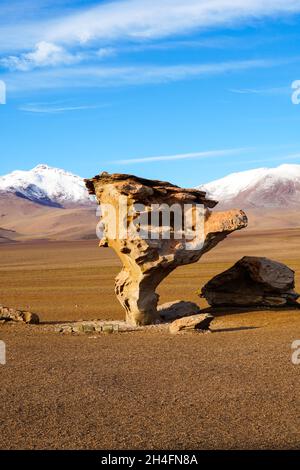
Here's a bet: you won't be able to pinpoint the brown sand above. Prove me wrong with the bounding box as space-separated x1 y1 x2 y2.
0 229 300 449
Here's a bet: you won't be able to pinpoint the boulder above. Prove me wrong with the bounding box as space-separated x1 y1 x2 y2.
201 256 299 307
158 300 201 322
0 305 39 324
85 172 247 326
169 313 214 334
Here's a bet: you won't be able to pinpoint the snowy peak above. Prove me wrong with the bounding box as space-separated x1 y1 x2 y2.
2 162 300 211
0 164 93 207
198 164 300 209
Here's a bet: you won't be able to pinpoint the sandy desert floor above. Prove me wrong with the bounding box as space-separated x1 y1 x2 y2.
0 229 300 449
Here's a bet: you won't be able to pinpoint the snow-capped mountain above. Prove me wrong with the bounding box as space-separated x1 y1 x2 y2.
198 164 300 209
1 162 300 242
2 162 300 211
0 164 93 207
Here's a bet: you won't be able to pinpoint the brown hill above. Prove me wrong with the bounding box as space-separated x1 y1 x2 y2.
0 193 98 242
1 192 300 243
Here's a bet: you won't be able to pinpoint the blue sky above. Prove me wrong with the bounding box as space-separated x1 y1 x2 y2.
1 0 300 186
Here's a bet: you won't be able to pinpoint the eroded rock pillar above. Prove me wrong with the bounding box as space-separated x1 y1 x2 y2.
85 172 248 326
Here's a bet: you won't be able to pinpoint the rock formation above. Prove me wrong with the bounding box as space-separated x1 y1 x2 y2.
0 305 39 324
201 256 300 307
85 172 248 325
158 300 201 322
169 313 214 334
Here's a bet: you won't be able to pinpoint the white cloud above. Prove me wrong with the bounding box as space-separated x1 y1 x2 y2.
19 103 104 113
113 147 250 165
237 152 300 165
229 87 290 95
2 0 300 53
0 41 79 71
43 0 300 45
4 57 289 91
96 47 116 59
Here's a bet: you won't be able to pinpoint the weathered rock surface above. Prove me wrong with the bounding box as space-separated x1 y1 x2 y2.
0 305 39 324
56 321 123 334
158 300 201 321
169 313 214 334
85 172 247 325
201 256 300 307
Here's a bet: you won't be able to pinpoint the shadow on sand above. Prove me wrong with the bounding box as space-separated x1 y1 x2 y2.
201 305 300 317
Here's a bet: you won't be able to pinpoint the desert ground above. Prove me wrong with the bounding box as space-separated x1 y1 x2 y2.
1 228 300 449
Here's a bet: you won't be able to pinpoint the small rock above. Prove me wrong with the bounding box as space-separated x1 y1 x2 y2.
169 313 214 334
102 324 114 334
0 305 39 324
61 325 73 334
158 300 201 322
22 312 40 324
72 324 84 333
71 323 96 334
82 324 95 334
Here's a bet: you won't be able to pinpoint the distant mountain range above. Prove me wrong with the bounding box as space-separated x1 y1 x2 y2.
198 164 300 209
0 165 96 243
0 164 92 207
2 163 300 210
1 163 300 242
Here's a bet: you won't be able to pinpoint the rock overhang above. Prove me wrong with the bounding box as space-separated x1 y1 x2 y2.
85 171 248 325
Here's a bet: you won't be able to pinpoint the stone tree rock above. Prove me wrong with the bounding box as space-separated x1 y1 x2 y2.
85 172 247 325
201 256 300 307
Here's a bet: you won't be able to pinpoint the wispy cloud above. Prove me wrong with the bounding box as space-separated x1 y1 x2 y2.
96 47 116 59
0 42 117 71
2 1 300 95
1 41 80 71
114 147 300 167
19 103 105 113
113 147 250 165
229 86 290 95
5 57 292 91
237 152 300 166
2 0 300 54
